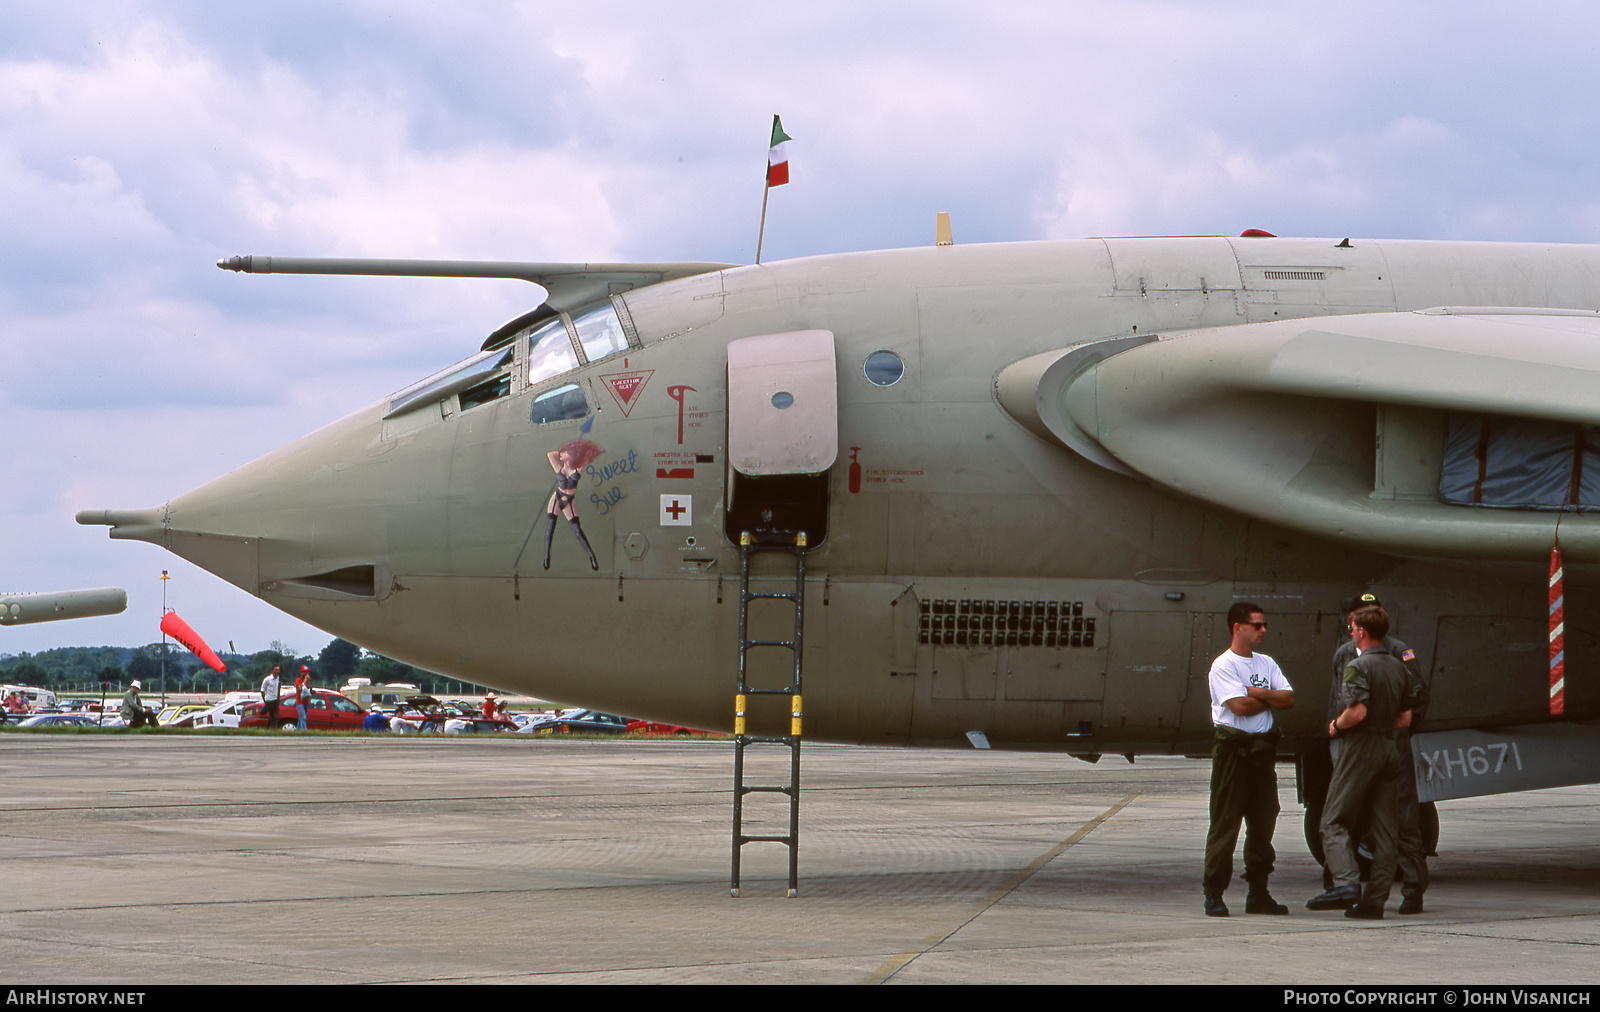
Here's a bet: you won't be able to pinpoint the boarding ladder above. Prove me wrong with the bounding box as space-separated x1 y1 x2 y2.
730 530 808 897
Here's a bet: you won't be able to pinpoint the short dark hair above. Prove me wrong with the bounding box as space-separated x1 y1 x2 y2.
1228 601 1265 630
1350 605 1390 642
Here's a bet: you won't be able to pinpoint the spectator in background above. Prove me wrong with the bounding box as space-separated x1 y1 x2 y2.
294 665 313 731
121 681 147 729
261 665 282 727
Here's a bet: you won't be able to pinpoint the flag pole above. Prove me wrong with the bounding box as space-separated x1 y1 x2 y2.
756 183 770 265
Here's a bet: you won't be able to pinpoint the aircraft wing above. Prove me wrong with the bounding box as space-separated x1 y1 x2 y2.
998 307 1600 560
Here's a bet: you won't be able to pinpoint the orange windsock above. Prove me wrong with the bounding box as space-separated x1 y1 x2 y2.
160 611 227 673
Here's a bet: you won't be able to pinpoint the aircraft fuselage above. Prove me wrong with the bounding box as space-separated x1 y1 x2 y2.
83 237 1600 757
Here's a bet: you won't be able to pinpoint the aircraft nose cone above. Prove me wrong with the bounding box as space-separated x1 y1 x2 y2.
78 499 268 595
78 405 390 600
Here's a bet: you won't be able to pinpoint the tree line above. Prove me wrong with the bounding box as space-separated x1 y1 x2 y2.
0 638 495 698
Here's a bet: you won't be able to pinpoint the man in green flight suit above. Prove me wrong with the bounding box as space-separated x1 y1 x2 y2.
1323 593 1431 914
1307 605 1419 919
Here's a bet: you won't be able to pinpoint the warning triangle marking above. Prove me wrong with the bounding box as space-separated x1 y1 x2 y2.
600 369 654 417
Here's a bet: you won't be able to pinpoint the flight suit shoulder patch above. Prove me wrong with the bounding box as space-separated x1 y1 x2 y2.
1401 649 1415 662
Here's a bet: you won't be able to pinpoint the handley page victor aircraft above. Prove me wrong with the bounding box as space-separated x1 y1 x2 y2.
80 233 1600 807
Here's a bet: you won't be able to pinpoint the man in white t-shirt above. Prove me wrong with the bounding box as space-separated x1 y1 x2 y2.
260 665 282 728
1202 601 1296 917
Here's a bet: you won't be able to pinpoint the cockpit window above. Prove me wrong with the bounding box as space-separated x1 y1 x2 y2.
388 310 594 422
458 349 514 411
387 348 506 418
530 382 588 425
570 303 629 365
527 318 580 386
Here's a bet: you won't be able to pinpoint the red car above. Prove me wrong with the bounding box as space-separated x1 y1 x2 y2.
625 719 713 736
239 689 366 731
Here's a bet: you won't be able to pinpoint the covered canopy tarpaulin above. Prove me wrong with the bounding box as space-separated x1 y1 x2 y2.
1440 413 1600 510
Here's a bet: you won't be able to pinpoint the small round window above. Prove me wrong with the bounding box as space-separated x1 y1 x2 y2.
771 391 795 409
863 350 905 387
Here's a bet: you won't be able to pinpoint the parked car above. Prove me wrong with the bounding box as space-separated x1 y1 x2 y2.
443 699 517 732
625 719 712 736
512 708 576 733
238 689 366 730
189 694 261 729
156 704 214 727
388 696 517 733
15 713 102 728
524 710 631 735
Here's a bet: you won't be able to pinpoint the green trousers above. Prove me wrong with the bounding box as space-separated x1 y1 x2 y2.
1394 732 1429 900
1203 728 1280 896
1321 733 1402 908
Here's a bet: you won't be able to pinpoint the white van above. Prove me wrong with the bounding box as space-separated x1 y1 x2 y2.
337 679 420 708
1 684 58 712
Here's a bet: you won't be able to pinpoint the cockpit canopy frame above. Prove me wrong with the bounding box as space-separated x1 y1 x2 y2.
385 297 640 423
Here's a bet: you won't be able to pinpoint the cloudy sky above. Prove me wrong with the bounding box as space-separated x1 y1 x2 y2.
5 1 1600 658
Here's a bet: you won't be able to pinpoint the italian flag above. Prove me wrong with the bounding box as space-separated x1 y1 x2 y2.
767 115 791 187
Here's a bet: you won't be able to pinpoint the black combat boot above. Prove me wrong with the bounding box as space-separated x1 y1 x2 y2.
1245 889 1288 915
1306 884 1362 910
